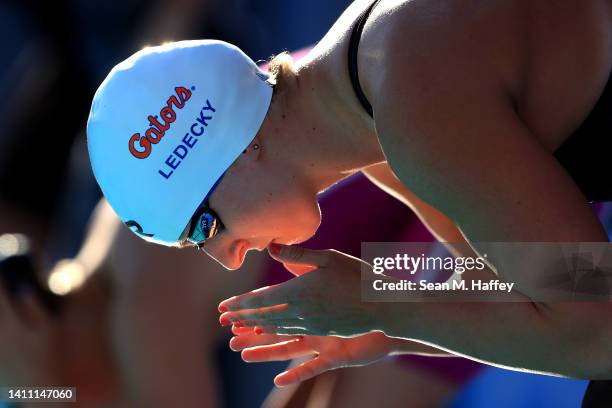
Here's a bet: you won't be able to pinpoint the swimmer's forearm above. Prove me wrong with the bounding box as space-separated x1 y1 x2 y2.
381 300 612 378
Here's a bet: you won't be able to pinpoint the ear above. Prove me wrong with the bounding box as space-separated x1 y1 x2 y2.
242 134 262 161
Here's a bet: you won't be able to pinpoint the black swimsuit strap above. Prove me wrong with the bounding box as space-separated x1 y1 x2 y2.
348 0 382 118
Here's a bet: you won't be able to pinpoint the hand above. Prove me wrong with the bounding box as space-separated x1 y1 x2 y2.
219 244 386 337
229 325 400 386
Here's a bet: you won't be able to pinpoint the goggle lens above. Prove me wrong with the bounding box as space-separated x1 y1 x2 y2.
187 209 222 248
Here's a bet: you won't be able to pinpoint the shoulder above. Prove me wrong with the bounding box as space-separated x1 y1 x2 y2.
359 0 612 134
360 0 529 112
355 0 529 200
352 1 610 242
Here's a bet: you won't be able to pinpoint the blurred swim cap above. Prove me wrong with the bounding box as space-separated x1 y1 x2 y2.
87 40 272 246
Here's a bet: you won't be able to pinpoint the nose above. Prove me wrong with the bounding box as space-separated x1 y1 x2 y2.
201 238 248 270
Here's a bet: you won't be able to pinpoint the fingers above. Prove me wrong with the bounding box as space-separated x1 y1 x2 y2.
219 283 289 312
230 323 306 349
231 325 255 335
274 357 334 387
239 319 305 330
229 330 298 351
229 330 300 351
281 262 318 277
268 244 330 270
241 337 315 363
219 303 294 326
256 326 313 336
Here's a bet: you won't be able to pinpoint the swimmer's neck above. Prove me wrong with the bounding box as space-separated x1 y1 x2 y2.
262 55 386 194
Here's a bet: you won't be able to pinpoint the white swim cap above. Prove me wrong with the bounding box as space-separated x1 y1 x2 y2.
87 40 272 246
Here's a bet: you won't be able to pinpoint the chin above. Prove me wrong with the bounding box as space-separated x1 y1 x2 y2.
206 252 243 271
225 259 242 271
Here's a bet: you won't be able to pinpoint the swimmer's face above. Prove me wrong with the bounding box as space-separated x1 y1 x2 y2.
195 149 321 270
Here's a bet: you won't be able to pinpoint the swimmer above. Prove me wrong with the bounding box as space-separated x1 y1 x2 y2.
87 0 612 387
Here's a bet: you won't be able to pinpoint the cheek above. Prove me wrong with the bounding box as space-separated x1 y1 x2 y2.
268 191 321 238
211 188 273 237
211 168 321 239
224 190 320 240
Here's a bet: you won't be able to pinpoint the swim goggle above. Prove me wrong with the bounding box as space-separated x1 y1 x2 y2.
185 175 225 250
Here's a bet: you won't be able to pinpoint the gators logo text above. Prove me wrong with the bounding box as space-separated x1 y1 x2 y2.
129 86 193 159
